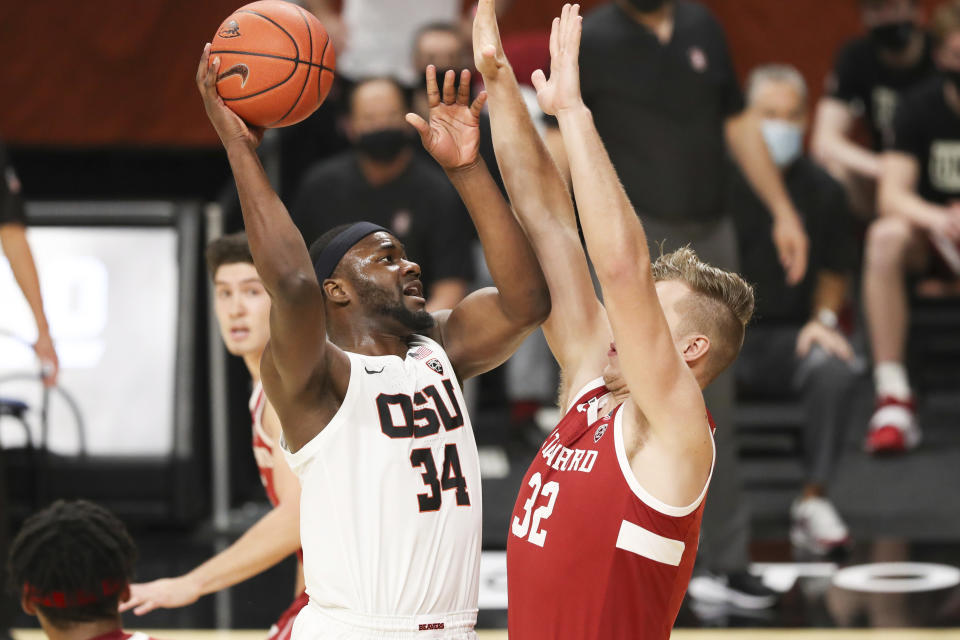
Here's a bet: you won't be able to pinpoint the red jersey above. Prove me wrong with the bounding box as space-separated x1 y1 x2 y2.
507 379 715 640
249 382 303 561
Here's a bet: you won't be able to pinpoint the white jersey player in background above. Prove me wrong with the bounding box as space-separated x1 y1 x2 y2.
196 39 550 639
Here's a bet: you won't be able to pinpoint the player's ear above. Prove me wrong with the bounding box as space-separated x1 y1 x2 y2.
680 334 710 366
322 277 351 306
20 591 37 616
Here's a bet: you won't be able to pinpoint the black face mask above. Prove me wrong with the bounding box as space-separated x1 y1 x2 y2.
625 0 668 12
869 21 915 53
355 128 411 162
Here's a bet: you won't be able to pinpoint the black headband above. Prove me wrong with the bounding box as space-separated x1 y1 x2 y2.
314 222 393 280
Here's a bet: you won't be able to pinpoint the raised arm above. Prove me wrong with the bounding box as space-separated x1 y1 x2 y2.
406 67 550 379
536 6 705 432
473 0 609 402
196 45 347 443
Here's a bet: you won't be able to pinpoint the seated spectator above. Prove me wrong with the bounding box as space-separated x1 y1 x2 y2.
8 500 161 640
730 65 860 556
812 0 934 218
863 0 960 454
305 0 513 87
291 77 473 311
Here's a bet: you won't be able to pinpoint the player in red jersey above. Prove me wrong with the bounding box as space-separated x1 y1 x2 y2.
9 500 162 640
121 233 306 640
473 2 756 637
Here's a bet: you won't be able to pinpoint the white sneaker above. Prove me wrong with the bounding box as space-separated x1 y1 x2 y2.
687 571 779 610
790 496 850 556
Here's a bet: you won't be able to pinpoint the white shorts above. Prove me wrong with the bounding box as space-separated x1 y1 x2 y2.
291 602 478 640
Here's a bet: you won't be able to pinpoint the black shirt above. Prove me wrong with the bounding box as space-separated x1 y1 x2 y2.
891 77 960 205
580 1 743 223
0 144 26 226
291 151 474 289
730 157 856 324
827 32 936 150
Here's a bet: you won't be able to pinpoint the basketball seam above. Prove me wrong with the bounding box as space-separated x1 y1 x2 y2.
317 17 332 97
216 9 302 105
209 49 334 74
269 6 314 127
238 10 300 60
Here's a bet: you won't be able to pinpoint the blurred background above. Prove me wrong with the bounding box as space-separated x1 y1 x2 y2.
3 0 960 635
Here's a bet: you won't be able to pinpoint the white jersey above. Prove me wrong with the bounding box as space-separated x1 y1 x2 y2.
284 334 481 638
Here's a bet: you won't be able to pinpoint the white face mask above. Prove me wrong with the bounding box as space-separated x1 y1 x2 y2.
761 119 804 168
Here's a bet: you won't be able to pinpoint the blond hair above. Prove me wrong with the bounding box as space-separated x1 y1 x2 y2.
652 247 755 382
932 0 960 48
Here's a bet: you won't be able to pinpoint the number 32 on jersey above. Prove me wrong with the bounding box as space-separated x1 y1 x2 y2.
512 472 559 547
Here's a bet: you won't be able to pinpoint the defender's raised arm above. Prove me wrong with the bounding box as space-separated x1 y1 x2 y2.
473 0 611 403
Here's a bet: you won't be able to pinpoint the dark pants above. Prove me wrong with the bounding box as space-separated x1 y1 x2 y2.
640 215 750 574
736 325 861 488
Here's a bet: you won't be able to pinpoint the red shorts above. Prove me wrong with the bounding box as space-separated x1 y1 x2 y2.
266 591 309 640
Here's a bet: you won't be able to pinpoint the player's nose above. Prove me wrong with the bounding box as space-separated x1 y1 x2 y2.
401 258 422 278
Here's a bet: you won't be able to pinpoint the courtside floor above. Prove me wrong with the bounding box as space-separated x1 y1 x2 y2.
12 630 960 639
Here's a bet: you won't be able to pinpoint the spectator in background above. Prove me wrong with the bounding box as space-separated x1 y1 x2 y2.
812 0 934 218
306 0 513 87
862 0 960 454
551 0 808 608
8 500 161 640
731 65 859 557
291 77 474 311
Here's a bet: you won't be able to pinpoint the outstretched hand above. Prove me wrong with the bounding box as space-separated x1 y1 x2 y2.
531 4 584 116
473 0 508 81
406 66 488 171
120 577 201 616
196 43 264 149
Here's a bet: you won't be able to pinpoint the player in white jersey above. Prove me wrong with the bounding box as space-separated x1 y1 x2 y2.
122 233 307 640
196 43 550 639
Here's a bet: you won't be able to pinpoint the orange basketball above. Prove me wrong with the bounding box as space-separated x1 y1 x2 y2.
210 0 336 128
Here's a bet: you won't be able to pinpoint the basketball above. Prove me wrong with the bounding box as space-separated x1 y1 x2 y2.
210 0 336 128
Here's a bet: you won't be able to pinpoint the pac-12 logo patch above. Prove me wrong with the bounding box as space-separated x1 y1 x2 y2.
426 358 444 375
219 19 241 38
594 423 607 443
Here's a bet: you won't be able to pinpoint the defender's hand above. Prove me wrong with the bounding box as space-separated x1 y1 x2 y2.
796 320 854 363
772 209 809 285
473 0 508 81
196 43 264 149
531 4 584 117
406 66 488 171
120 576 202 616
